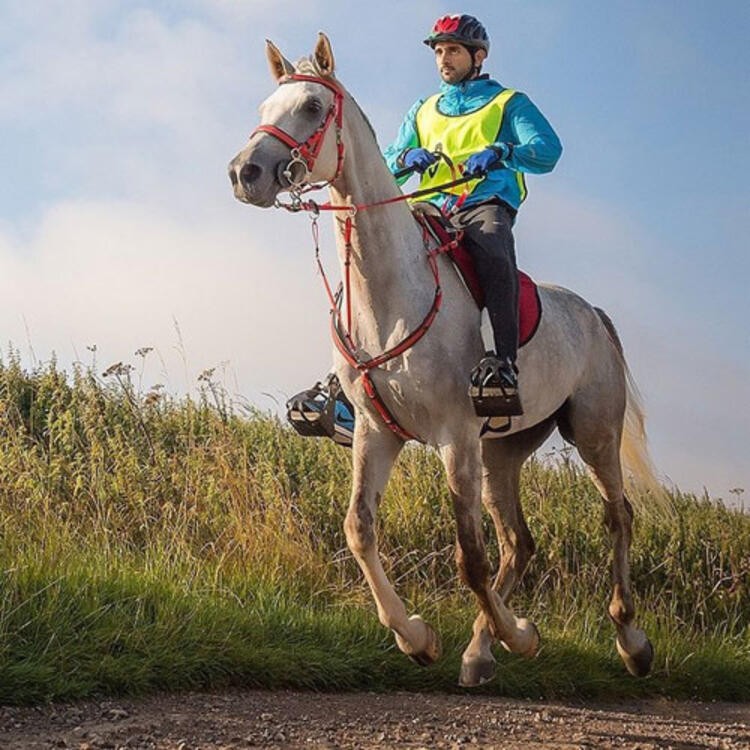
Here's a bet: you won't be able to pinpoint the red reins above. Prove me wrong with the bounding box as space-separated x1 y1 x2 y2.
309 208 461 442
256 73 469 442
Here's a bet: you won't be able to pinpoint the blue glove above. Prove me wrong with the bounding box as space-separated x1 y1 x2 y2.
463 147 504 177
402 148 438 173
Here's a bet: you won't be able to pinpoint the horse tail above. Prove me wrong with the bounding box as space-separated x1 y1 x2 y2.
594 308 672 516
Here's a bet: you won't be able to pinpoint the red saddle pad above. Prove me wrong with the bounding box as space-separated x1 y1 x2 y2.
416 211 542 347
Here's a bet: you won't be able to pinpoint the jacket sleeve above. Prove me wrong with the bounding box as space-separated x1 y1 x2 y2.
493 92 562 175
382 99 425 184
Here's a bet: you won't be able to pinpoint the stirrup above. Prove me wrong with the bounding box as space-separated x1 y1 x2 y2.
468 354 523 418
286 374 354 447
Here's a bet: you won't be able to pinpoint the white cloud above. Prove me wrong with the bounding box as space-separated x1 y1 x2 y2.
0 199 331 406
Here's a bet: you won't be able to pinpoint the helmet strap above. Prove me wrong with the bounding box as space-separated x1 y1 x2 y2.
464 48 483 81
434 42 485 84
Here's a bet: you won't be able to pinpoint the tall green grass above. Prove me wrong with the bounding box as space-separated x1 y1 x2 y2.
0 352 747 704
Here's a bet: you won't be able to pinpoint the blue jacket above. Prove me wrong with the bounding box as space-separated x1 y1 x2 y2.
383 76 562 211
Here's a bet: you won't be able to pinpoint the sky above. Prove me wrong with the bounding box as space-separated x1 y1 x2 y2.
0 1 748 504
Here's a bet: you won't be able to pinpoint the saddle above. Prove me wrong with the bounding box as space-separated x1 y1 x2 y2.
413 205 542 348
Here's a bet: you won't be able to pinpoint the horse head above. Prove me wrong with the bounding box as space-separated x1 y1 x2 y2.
228 34 345 207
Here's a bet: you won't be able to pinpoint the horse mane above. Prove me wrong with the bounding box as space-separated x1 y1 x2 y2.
295 56 380 146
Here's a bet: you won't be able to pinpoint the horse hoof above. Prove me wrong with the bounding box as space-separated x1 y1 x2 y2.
501 619 540 658
459 655 496 687
617 635 654 677
395 616 441 667
521 621 541 658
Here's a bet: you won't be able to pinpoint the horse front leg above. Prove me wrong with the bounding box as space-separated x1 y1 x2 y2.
440 441 539 684
344 422 441 666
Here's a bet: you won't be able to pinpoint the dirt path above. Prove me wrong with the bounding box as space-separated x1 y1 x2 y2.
1 689 748 749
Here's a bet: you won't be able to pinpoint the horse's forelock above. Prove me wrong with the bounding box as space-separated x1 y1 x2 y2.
295 56 319 76
290 56 378 145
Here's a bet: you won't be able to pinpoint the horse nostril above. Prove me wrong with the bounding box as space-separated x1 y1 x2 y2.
229 166 239 187
240 163 262 189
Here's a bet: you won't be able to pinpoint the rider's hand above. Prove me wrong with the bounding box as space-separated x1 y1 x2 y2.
463 146 505 177
401 148 438 173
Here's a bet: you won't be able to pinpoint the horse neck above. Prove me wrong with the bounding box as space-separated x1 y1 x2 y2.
327 97 433 345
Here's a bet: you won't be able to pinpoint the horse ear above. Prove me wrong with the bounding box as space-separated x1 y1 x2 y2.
314 32 335 76
265 39 295 82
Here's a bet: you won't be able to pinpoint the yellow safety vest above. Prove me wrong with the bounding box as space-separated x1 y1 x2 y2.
414 88 519 197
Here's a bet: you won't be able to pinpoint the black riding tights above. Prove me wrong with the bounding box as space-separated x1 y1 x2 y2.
449 200 519 363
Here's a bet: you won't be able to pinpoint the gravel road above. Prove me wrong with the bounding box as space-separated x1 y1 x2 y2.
1 689 748 749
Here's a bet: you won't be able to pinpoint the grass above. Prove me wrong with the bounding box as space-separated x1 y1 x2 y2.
0 351 748 705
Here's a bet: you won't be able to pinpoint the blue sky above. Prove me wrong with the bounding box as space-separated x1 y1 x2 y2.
0 1 748 502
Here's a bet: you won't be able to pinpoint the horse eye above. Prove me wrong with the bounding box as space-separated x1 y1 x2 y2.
304 97 323 115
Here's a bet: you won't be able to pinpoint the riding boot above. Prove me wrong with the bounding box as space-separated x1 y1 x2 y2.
286 373 355 447
448 200 522 418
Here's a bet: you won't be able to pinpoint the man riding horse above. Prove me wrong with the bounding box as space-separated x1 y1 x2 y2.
232 21 659 685
288 13 562 444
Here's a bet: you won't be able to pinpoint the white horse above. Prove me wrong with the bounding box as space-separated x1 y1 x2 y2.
229 34 661 686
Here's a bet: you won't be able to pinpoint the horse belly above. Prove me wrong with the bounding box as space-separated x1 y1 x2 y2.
503 288 595 435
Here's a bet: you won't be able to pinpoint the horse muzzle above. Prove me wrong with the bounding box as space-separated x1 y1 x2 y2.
228 150 290 207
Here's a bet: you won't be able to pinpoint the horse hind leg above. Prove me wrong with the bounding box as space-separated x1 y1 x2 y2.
605 492 654 677
459 419 553 687
459 459 533 687
344 425 440 666
440 439 539 688
570 408 654 677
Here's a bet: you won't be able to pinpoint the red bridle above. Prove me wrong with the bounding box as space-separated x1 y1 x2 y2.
251 74 345 191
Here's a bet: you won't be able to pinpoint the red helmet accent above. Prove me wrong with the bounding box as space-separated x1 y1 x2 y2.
423 14 490 53
434 15 461 34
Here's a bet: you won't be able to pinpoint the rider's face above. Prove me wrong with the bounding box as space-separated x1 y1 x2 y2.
434 42 484 83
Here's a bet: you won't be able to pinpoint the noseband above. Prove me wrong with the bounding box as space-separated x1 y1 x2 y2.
251 74 345 192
